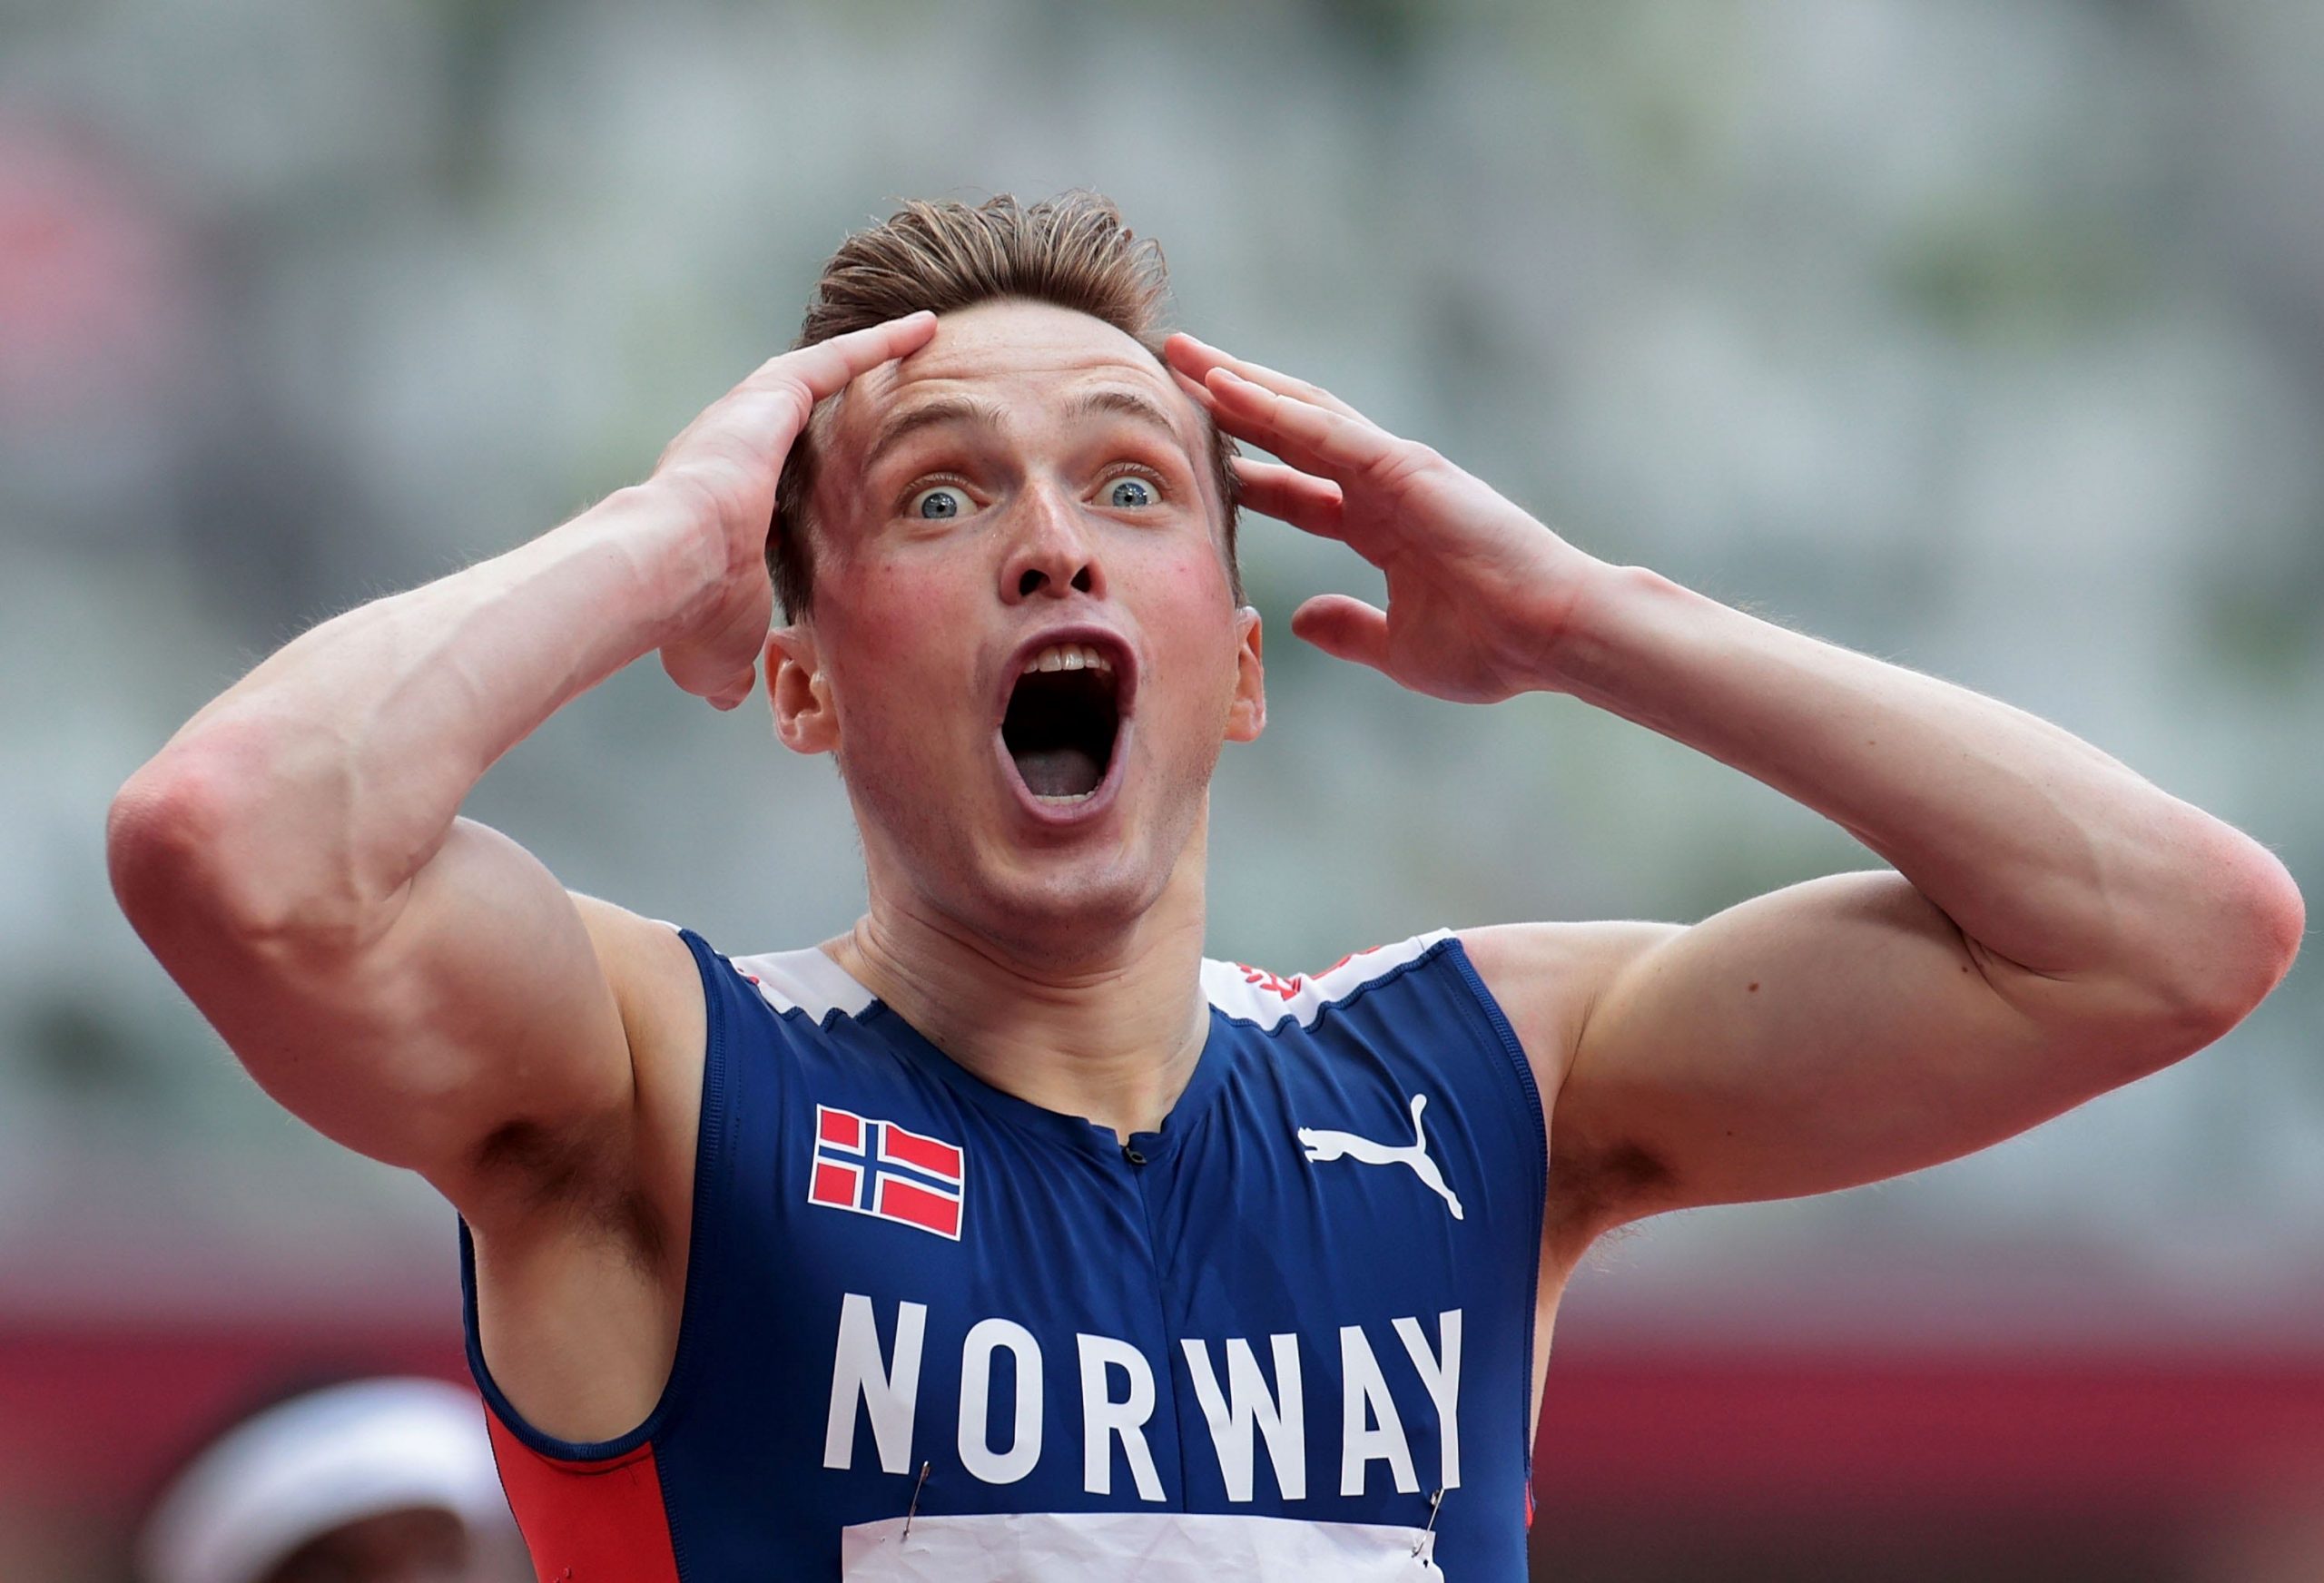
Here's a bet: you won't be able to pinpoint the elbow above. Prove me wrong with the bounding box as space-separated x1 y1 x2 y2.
108 751 240 942
2224 841 2305 1010
2155 830 2305 1045
108 738 375 959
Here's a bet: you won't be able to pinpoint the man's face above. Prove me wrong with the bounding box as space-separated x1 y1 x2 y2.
773 299 1264 951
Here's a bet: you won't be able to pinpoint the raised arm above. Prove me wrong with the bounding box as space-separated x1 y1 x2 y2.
1463 574 2302 1234
1163 331 2304 1253
106 313 937 1226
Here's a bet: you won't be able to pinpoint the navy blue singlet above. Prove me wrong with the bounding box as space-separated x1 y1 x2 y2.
461 928 1547 1581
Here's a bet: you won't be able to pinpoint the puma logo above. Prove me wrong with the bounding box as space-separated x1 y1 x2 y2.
1296 1094 1464 1221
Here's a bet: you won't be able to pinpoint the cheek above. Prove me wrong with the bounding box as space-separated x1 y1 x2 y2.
818 559 984 742
1127 557 1246 720
822 545 990 668
1116 523 1233 612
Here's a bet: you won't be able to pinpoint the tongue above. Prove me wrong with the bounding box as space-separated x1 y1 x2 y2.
1014 744 1105 799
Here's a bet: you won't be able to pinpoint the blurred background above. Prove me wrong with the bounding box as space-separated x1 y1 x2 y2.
3 0 2319 1578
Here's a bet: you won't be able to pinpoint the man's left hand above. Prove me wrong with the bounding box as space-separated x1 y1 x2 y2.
1164 332 1606 703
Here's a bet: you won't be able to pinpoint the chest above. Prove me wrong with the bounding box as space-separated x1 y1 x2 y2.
724 1037 1536 1532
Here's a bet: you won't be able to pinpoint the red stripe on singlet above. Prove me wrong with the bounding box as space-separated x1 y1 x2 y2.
484 1412 683 1583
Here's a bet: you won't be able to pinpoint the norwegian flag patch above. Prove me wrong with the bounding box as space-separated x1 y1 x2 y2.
808 1105 965 1241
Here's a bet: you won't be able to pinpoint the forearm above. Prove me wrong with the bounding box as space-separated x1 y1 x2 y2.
119 484 715 938
1547 565 2302 1010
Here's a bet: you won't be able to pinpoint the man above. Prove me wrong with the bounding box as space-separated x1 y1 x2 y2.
139 1376 527 1583
109 193 2303 1580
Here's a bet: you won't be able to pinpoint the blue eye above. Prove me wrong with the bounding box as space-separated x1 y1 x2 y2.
910 485 968 520
1107 476 1157 509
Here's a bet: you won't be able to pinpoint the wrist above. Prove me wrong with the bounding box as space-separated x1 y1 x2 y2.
1529 559 1697 703
564 482 734 647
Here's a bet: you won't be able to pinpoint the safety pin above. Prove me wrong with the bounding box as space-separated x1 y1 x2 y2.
901 1460 932 1541
1411 1488 1443 1556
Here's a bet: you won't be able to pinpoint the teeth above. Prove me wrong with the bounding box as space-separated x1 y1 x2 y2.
1021 643 1114 676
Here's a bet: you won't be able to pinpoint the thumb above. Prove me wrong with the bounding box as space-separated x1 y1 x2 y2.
1290 594 1391 671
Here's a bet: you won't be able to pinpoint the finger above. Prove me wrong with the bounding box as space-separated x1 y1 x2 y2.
1290 594 1392 672
663 646 757 711
1206 366 1403 483
1168 367 1218 414
710 664 757 711
1231 457 1345 540
1165 332 1370 423
1168 332 1365 419
705 668 755 711
760 310 940 407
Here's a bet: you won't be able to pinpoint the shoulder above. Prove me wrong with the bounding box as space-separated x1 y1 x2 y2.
1459 916 1682 1134
1452 918 1684 1107
568 892 707 1071
499 896 708 1246
1196 922 1674 1061
1456 919 1686 1263
723 940 877 1024
1196 929 1458 1029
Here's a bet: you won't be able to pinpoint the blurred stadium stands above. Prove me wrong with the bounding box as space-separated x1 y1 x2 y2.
3 0 2319 1577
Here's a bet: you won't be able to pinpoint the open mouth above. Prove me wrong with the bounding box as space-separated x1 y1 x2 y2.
1001 641 1124 802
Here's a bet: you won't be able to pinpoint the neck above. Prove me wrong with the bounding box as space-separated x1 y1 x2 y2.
826 838 1213 1142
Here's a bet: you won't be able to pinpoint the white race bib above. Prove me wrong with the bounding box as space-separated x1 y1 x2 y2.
840 1510 1445 1582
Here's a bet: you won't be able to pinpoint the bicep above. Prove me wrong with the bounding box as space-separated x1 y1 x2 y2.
136 814 644 1212
1555 870 2152 1222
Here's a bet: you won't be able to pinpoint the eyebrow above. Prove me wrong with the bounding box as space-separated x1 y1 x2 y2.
860 383 1192 478
862 394 1011 477
1066 385 1187 450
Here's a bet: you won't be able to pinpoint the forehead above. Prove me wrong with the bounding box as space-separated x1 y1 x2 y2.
821 299 1203 476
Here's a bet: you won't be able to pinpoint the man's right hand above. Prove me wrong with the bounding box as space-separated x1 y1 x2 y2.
648 310 938 709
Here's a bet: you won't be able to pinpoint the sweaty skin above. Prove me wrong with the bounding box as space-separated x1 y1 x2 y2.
111 299 2302 1463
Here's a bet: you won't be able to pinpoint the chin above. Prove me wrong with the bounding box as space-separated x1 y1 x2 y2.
845 722 1216 962
950 844 1177 960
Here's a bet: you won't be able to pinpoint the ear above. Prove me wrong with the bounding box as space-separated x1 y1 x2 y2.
1224 605 1265 743
768 624 838 755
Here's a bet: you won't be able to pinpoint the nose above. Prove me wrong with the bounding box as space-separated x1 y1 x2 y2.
999 483 1104 603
